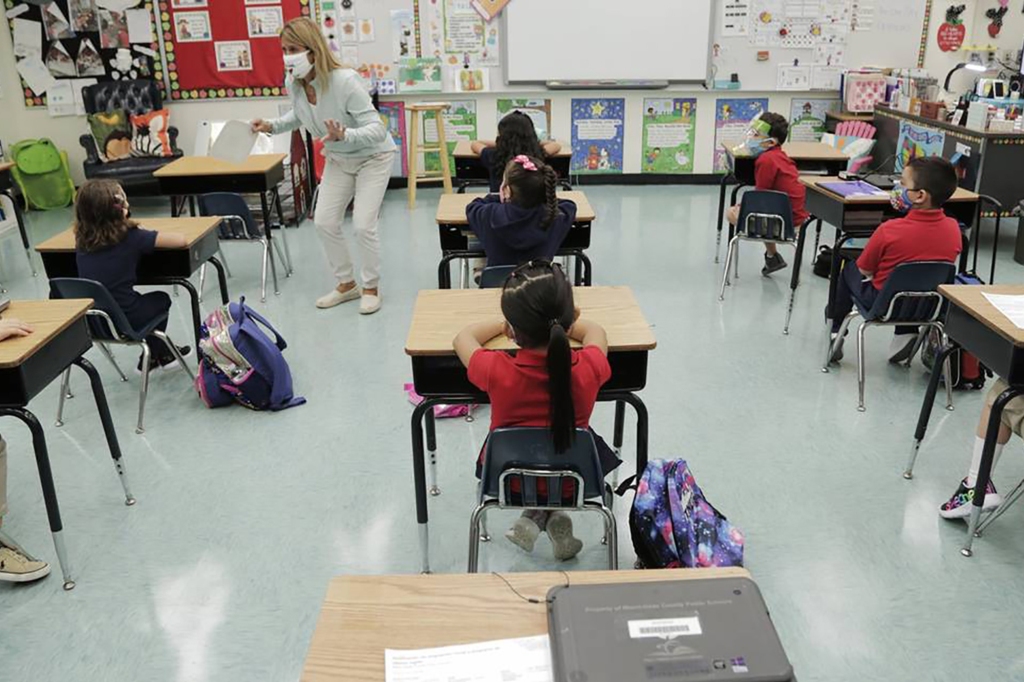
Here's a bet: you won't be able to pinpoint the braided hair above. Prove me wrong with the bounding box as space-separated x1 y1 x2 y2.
503 156 560 230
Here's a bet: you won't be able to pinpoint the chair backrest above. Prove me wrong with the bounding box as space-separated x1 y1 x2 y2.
737 190 795 241
479 265 516 288
480 428 605 506
49 278 139 341
867 261 956 322
82 79 162 117
197 193 262 239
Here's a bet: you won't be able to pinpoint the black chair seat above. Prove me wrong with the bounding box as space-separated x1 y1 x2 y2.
84 153 181 179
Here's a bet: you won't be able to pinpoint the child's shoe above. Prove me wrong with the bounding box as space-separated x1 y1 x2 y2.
888 333 918 364
761 253 787 276
504 516 541 553
0 543 50 583
547 512 583 561
939 478 1003 519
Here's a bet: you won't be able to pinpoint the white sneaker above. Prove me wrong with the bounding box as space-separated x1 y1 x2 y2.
0 545 51 583
316 286 361 309
359 292 382 315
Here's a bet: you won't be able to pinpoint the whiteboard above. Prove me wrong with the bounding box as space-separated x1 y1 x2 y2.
503 0 714 83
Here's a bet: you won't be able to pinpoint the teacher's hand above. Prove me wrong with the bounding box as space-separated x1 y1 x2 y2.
251 119 273 134
322 119 346 142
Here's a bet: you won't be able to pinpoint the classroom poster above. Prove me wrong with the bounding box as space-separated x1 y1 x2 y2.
422 0 500 67
397 57 442 92
496 98 551 141
713 97 768 172
378 101 408 177
571 98 624 174
894 121 946 172
423 100 477 173
641 98 697 174
788 98 840 142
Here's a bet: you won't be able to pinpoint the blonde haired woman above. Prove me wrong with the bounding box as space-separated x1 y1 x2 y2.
252 17 395 314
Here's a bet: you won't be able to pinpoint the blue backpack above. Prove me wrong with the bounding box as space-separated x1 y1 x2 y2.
195 298 306 411
626 459 744 569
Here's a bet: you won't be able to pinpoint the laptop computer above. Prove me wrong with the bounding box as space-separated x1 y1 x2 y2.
547 578 793 682
861 173 898 191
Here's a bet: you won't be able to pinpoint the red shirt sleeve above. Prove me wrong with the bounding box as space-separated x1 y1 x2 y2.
753 154 777 190
578 346 612 387
467 349 498 392
856 222 889 274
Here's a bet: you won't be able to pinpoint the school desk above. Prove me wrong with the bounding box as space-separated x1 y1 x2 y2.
35 217 228 349
714 142 850 264
909 285 1024 558
404 286 656 573
0 161 37 276
153 154 293 275
301 568 750 682
0 299 135 591
434 190 596 287
790 177 979 323
453 140 572 185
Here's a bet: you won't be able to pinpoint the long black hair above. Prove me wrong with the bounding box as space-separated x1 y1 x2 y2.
504 156 559 229
501 261 576 452
493 111 545 176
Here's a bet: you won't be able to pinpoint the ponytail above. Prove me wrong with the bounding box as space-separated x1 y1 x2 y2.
546 321 575 453
540 165 558 230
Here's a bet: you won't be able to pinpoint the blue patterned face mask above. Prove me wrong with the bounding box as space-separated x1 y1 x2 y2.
889 181 914 212
744 137 770 157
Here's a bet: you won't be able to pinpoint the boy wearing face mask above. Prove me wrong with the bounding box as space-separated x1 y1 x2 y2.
826 156 961 363
725 112 809 276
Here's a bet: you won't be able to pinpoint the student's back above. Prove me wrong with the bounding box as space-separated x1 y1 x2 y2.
474 111 559 192
754 145 809 225
858 209 961 289
76 227 158 313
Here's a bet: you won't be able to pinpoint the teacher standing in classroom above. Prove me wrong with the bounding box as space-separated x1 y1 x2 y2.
252 17 396 315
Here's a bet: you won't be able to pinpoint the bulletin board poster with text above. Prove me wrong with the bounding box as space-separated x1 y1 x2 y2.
571 98 624 175
497 99 552 142
423 100 477 173
894 121 945 173
421 0 500 68
378 101 407 177
641 98 697 174
158 0 312 101
713 98 769 172
788 99 840 143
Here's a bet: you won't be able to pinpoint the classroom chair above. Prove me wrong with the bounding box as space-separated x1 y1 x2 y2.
197 193 291 303
0 193 36 289
468 428 617 572
49 278 194 434
479 265 515 289
823 261 956 412
718 190 802 333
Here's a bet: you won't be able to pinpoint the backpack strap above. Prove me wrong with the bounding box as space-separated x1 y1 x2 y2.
237 297 288 351
615 475 637 496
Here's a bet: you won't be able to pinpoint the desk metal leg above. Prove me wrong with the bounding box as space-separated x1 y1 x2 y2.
426 409 440 496
75 356 135 506
2 189 37 276
612 401 626 457
207 257 230 305
906 343 960 478
0 407 75 590
411 400 434 573
714 175 732 264
615 393 649 482
272 187 294 275
812 219 824 255
825 232 853 322
785 217 815 335
164 277 202 350
963 386 1024 557
727 184 745 280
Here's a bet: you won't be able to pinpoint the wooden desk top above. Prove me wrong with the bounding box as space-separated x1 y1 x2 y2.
405 286 656 356
800 176 979 204
940 285 1024 347
301 568 750 682
436 190 595 225
725 141 848 161
36 217 222 253
0 300 92 369
153 153 287 177
454 140 573 159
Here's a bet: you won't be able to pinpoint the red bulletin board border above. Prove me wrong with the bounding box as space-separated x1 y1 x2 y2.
158 0 312 101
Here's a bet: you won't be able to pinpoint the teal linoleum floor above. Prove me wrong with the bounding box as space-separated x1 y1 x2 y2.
1 185 1022 682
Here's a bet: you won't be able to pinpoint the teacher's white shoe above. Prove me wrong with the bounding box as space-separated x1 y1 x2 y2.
316 286 361 309
359 292 382 315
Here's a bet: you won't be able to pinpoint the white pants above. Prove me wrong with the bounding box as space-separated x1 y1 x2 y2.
314 151 394 289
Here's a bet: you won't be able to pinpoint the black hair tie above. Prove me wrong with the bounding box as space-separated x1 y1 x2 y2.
549 319 561 329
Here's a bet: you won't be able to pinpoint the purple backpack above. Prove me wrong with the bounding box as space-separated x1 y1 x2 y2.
195 298 306 411
627 459 744 569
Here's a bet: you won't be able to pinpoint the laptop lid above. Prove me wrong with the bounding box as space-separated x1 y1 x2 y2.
547 578 792 682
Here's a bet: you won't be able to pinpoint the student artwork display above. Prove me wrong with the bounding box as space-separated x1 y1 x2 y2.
4 0 161 108
421 0 500 68
713 97 768 172
641 98 697 174
423 101 477 173
894 121 945 172
571 98 624 175
496 99 551 142
788 98 840 142
389 9 415 61
159 0 312 100
397 57 442 93
377 101 407 177
453 66 488 92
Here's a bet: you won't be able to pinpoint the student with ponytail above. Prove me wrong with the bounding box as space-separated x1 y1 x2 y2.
454 261 618 561
466 155 576 269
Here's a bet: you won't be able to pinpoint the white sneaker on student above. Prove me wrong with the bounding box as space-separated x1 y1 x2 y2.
359 292 382 315
316 286 361 309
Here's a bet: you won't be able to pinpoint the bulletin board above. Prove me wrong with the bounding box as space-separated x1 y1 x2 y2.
4 0 163 109
157 0 313 101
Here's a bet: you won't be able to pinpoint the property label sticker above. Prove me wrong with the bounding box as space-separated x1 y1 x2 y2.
627 617 702 639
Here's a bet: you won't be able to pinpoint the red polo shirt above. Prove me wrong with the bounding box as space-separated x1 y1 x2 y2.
857 208 962 290
468 346 611 432
754 146 810 226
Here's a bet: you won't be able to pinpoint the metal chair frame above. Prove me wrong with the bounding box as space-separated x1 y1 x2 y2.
197 206 292 303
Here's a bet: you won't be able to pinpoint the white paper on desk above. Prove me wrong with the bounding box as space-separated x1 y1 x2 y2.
385 634 553 682
982 294 1024 330
209 120 258 165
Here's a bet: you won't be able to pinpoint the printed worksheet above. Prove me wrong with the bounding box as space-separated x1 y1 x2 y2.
385 635 553 682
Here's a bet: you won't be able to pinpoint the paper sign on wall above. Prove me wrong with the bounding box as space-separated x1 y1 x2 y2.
641 98 697 174
789 98 840 142
571 98 624 174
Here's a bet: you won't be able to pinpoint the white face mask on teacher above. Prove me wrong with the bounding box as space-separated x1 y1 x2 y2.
284 51 313 80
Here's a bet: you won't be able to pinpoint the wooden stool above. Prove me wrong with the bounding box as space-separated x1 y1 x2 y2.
407 102 454 208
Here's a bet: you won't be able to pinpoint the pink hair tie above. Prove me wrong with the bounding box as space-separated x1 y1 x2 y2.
512 155 538 171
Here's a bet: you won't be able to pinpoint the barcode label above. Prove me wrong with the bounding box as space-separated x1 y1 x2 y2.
627 617 702 639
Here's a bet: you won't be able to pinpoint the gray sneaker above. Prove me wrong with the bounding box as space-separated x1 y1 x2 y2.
761 253 788 276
